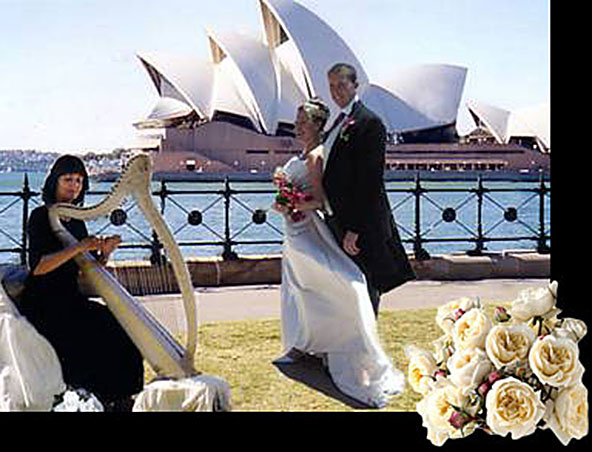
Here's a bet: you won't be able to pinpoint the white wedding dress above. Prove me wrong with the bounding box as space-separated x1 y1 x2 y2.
278 153 405 408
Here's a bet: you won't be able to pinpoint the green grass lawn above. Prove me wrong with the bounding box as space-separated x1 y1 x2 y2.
144 303 508 412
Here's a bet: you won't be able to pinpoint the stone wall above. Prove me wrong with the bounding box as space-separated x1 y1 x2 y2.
104 252 550 296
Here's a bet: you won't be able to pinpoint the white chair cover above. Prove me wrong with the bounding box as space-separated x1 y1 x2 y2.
133 375 231 412
0 277 66 411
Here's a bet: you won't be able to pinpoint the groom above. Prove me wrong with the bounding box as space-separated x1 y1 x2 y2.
322 63 415 316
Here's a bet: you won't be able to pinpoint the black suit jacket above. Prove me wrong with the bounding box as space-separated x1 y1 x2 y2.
322 101 415 293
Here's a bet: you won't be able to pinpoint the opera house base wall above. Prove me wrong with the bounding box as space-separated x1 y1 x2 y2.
98 252 550 296
136 125 550 179
150 121 301 174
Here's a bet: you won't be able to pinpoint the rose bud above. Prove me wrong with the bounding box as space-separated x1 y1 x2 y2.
434 369 447 379
494 306 511 323
454 308 465 321
449 411 472 430
478 381 491 398
488 371 502 385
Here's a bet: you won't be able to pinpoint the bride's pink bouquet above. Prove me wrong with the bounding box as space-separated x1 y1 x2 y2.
273 169 313 222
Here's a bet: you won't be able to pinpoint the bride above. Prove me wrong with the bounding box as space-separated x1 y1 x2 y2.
272 98 405 408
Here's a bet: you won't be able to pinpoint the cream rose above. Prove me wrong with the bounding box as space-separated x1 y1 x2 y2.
485 324 535 369
509 283 556 323
529 335 584 388
447 347 492 394
552 318 587 343
548 280 558 297
436 297 481 336
405 345 438 395
452 308 491 351
416 380 473 446
544 383 589 446
485 377 546 440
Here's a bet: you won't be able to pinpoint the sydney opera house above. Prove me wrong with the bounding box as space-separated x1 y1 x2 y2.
129 0 549 179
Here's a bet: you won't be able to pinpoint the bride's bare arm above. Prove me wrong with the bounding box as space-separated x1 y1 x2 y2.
295 150 325 211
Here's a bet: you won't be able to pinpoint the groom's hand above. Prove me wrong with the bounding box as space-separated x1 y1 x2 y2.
343 231 360 256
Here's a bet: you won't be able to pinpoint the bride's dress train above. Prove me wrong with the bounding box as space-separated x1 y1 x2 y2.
278 155 405 408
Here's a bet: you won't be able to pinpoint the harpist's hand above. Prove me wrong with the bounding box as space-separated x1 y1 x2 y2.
79 236 102 252
101 235 121 255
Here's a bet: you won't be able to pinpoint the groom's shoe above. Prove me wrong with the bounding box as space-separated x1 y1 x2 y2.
272 348 306 365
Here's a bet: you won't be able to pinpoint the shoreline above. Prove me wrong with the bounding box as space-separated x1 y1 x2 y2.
92 169 551 183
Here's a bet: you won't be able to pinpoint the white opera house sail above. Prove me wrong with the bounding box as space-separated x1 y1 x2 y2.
127 0 548 179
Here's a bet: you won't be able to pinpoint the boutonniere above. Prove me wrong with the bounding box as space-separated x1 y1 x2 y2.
339 116 356 142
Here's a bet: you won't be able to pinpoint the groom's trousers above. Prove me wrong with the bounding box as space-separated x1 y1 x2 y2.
325 215 381 317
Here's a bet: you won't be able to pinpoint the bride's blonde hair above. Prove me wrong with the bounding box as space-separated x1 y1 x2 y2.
299 97 330 130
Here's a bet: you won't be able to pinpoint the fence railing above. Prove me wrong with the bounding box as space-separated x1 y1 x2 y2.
0 173 551 266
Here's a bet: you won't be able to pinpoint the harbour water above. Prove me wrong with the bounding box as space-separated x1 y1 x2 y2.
0 171 551 263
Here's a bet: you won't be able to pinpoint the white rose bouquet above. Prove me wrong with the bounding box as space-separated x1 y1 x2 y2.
406 281 588 447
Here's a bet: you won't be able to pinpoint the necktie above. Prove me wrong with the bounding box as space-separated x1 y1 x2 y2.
322 112 346 143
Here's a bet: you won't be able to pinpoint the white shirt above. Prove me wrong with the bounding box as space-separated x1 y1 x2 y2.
322 94 359 171
322 94 359 215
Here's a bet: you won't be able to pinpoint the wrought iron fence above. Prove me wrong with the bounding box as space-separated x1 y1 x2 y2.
0 173 551 266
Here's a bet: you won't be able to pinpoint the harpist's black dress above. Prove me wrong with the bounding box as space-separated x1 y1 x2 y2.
19 205 144 404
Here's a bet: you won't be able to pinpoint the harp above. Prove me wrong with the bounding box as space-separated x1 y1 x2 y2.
47 153 197 378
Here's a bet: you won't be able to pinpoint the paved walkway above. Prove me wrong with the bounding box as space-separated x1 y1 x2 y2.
139 278 549 334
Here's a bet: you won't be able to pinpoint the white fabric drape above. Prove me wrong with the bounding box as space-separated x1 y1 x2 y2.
132 376 231 411
0 284 65 411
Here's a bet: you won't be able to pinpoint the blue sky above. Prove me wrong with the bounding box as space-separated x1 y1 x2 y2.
0 0 549 153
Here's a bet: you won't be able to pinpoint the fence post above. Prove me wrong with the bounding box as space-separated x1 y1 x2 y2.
150 179 167 265
537 172 550 254
222 177 238 260
413 173 430 260
20 173 32 266
468 175 486 256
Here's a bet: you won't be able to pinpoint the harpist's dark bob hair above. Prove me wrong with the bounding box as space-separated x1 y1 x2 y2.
42 154 89 205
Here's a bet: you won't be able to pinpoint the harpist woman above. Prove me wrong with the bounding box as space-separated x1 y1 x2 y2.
18 155 144 411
